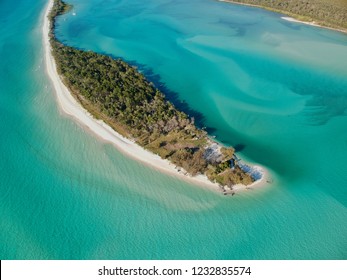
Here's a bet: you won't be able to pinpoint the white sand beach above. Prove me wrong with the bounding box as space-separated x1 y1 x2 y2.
281 16 319 26
281 16 347 34
43 0 268 193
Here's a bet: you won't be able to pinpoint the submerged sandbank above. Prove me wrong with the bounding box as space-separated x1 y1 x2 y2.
43 0 268 194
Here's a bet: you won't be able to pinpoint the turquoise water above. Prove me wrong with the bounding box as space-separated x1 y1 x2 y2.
0 0 347 259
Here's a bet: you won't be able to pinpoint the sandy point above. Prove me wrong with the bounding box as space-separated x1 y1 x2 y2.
42 0 270 195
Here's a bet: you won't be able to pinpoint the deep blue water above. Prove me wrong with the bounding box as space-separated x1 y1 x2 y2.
0 0 346 259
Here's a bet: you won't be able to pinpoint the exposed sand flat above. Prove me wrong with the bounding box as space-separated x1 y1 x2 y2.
43 0 267 194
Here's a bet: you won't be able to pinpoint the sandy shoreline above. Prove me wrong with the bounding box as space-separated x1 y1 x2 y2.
43 0 268 194
281 16 318 26
219 0 347 34
280 16 347 34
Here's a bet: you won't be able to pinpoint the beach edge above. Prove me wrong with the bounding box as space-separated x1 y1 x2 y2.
218 0 347 34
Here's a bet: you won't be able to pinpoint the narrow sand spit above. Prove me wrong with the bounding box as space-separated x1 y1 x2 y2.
43 0 268 193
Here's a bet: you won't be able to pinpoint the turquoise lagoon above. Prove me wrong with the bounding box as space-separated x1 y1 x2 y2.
0 0 347 259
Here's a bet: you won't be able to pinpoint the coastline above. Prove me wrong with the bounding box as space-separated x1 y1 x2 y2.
281 16 347 34
218 0 347 34
281 16 319 27
43 0 268 194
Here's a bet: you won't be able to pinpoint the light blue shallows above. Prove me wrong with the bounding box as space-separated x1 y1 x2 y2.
0 0 346 259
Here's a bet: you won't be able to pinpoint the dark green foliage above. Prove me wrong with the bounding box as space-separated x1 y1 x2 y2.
51 43 190 140
48 0 193 141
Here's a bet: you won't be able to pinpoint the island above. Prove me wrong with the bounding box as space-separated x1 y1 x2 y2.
220 0 347 33
44 0 266 194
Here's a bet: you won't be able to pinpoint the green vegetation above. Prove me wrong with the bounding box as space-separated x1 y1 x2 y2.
225 0 347 31
49 0 256 188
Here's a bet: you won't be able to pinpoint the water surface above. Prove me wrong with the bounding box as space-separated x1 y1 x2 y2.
0 0 346 259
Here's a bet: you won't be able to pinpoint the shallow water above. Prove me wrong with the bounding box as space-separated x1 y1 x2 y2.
0 0 346 259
